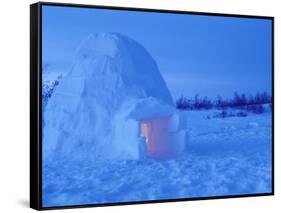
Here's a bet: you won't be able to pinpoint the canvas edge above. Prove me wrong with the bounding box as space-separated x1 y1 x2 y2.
271 17 275 196
38 1 274 20
39 193 273 210
30 2 42 210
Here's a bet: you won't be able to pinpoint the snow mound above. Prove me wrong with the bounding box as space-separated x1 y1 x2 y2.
43 33 182 162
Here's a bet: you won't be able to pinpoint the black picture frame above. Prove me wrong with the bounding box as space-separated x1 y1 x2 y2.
30 2 274 210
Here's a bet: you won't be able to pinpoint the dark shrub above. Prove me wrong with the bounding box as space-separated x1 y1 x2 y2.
214 109 235 119
219 109 228 118
246 104 265 114
42 75 62 104
236 111 248 117
205 115 211 120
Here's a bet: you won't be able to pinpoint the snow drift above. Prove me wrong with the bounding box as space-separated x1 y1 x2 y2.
43 33 187 162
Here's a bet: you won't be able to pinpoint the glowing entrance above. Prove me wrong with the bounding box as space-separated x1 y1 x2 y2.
140 123 149 143
139 115 186 159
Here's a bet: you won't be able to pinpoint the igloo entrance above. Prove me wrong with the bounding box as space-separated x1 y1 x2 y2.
140 123 149 143
140 115 186 160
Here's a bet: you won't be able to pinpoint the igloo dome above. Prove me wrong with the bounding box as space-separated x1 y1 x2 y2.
43 33 186 162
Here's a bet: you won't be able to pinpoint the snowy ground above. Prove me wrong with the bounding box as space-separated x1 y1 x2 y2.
42 109 272 207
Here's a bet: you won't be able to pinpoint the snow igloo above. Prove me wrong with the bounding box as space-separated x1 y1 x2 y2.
43 33 187 161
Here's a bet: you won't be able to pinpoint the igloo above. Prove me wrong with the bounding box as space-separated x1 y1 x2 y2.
43 33 187 161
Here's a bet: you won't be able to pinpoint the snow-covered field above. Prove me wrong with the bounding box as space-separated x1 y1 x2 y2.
42 109 272 207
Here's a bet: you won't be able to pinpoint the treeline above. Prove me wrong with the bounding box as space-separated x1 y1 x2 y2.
176 92 272 110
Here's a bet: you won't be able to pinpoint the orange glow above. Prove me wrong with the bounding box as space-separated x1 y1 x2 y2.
141 123 148 139
140 115 185 159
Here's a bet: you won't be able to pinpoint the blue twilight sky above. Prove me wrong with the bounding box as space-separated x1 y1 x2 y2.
42 5 272 99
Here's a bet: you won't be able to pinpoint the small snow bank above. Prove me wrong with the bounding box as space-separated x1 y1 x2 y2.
247 122 259 128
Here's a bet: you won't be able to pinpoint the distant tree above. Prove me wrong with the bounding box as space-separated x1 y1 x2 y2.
176 96 192 110
215 95 223 108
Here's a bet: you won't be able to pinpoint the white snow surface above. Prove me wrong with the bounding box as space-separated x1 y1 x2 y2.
43 109 272 206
